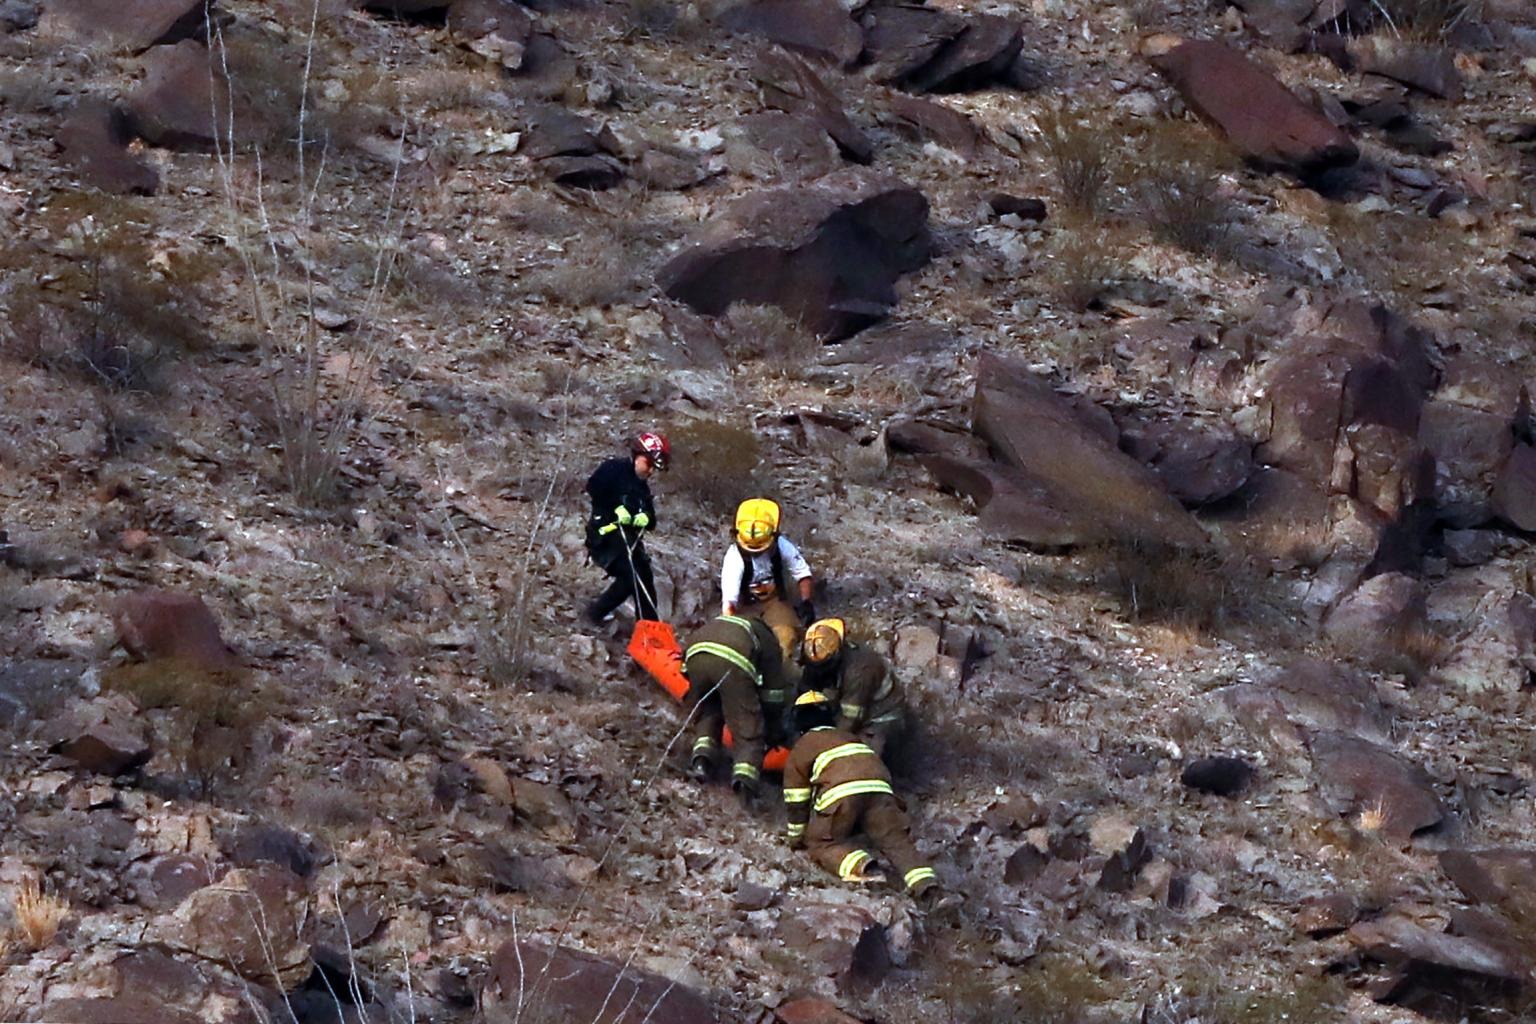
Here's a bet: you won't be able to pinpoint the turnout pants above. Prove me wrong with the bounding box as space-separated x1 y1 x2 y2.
588 534 658 621
806 792 937 894
685 652 765 781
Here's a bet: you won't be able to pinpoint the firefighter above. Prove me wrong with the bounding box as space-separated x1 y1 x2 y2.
799 618 905 757
682 613 791 804
782 691 942 903
584 433 669 625
720 498 816 664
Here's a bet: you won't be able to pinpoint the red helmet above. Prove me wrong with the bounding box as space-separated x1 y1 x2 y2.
628 431 670 471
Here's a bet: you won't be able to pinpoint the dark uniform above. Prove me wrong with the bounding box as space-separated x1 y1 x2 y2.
782 725 937 895
800 643 904 756
584 456 659 622
682 615 790 788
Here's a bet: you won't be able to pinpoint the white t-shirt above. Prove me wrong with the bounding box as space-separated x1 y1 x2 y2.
720 537 812 613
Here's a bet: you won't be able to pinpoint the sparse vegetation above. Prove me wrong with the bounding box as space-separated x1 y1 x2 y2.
1368 0 1482 39
1036 104 1114 222
664 419 762 517
1049 231 1120 313
9 875 68 951
722 302 820 374
1097 540 1232 634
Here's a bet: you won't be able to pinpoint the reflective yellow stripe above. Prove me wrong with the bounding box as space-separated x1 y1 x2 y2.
837 850 871 880
692 737 717 754
732 762 760 780
783 788 812 803
685 642 760 684
904 867 937 890
814 779 893 812
597 522 619 535
718 615 755 631
812 742 875 783
786 823 805 837
840 703 863 720
761 689 787 703
868 712 903 726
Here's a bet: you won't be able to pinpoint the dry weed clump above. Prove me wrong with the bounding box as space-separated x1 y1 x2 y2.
1097 540 1232 635
722 303 820 374
664 419 763 517
1048 231 1121 313
10 876 69 951
1035 103 1115 222
1132 119 1238 256
105 659 270 797
1368 0 1482 39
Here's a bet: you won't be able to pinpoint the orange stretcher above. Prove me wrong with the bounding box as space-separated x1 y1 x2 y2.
629 619 790 772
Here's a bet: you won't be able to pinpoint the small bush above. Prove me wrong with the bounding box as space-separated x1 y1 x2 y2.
1369 0 1482 39
1035 104 1114 222
1097 540 1231 634
9 876 68 951
721 303 820 374
1049 232 1119 313
664 419 763 518
1135 119 1237 255
105 659 270 798
478 593 533 689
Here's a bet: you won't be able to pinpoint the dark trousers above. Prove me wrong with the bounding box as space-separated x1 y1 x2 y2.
588 534 658 621
807 791 932 891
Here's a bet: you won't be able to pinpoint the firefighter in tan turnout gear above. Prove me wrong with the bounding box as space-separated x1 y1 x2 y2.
799 618 905 756
783 691 942 902
720 498 817 665
682 614 791 804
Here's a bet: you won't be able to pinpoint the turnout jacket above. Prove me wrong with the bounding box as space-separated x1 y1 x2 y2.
683 615 791 705
585 457 656 547
782 726 892 842
801 644 899 733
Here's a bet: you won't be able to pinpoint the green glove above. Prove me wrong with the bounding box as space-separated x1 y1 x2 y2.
631 511 650 529
613 505 634 526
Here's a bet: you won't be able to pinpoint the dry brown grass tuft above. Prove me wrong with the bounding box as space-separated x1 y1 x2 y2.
721 302 820 374
1035 103 1114 222
1048 231 1121 313
1369 0 1482 39
664 419 762 518
10 876 68 951
1095 540 1232 635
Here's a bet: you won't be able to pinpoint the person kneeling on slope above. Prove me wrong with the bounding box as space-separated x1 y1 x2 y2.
782 691 943 904
800 618 905 757
682 613 791 805
721 498 816 665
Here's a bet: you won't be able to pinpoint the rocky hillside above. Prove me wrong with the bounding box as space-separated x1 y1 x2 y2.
2 0 1536 1021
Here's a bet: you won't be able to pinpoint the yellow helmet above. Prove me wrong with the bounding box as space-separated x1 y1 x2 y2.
794 689 835 708
734 498 780 554
802 618 846 664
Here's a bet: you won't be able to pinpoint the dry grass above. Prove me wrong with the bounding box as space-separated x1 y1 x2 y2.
1133 119 1237 256
1094 540 1234 636
1355 799 1389 835
721 302 820 374
1369 0 1482 39
1035 103 1114 222
1048 231 1120 313
10 876 68 951
664 419 762 518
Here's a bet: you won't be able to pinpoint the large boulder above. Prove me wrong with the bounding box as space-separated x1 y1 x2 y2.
123 40 229 150
1436 589 1536 693
1116 415 1254 506
1346 915 1532 990
40 0 205 52
1348 36 1462 100
482 941 719 1024
447 0 534 70
1222 657 1391 751
1440 848 1536 922
1419 399 1516 527
113 589 238 672
43 694 152 776
753 49 873 163
58 100 160 195
720 0 863 67
1307 731 1443 842
151 864 310 989
1142 35 1358 176
859 4 963 85
902 13 1023 93
658 168 931 339
1322 571 1427 653
1492 443 1536 532
972 354 1206 547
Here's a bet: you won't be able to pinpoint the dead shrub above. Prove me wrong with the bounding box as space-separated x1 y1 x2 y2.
289 777 374 838
477 593 533 689
1049 231 1120 313
1368 0 1482 39
664 419 763 518
1134 119 1237 255
1096 540 1231 634
721 303 820 374
105 659 271 798
9 875 68 951
1035 103 1114 222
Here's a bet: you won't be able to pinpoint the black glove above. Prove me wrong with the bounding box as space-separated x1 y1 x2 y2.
796 600 816 627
